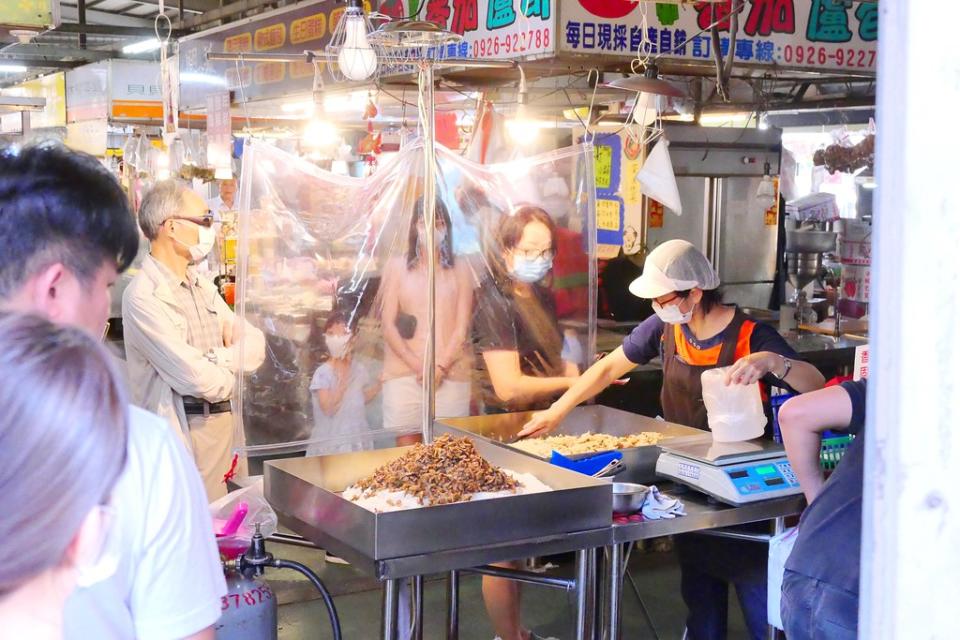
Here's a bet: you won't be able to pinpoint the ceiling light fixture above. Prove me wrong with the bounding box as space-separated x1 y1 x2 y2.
122 38 162 55
0 64 27 73
329 0 378 82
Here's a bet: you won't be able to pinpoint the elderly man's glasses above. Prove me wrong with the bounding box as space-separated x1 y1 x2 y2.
169 211 214 228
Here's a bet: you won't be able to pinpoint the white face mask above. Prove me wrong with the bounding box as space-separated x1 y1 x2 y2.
173 222 216 264
653 299 693 325
74 505 120 588
326 333 351 358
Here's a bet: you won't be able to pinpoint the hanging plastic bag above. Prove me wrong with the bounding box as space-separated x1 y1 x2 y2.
700 367 766 442
209 478 278 543
636 138 682 214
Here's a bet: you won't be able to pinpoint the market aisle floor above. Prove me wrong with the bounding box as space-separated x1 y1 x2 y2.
267 540 751 639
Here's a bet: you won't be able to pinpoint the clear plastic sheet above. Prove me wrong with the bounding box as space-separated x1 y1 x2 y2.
235 139 596 457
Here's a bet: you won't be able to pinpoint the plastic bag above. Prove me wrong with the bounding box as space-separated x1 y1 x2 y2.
209 478 278 541
700 367 766 442
768 526 799 629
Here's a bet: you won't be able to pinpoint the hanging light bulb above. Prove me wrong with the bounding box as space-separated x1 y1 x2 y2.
303 118 339 148
507 67 539 144
337 0 378 82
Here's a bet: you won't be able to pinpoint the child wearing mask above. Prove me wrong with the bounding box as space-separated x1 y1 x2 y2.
306 312 381 456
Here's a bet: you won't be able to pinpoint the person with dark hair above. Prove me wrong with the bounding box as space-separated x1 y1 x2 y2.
777 380 867 639
0 143 225 640
123 179 266 501
306 311 381 456
380 197 474 441
475 205 580 414
475 205 580 640
520 239 825 640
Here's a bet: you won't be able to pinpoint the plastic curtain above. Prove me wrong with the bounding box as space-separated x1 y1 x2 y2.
235 139 596 457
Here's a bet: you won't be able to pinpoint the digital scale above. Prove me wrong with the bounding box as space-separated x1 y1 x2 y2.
656 435 802 505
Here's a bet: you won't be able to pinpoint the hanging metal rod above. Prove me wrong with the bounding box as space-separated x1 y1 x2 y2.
206 51 517 70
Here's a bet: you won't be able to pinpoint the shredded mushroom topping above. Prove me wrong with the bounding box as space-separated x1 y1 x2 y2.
353 434 520 505
512 432 666 458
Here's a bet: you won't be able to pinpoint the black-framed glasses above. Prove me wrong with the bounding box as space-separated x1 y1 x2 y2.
514 247 554 261
169 211 214 228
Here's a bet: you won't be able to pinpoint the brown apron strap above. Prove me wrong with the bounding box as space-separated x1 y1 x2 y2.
716 311 749 368
663 322 677 360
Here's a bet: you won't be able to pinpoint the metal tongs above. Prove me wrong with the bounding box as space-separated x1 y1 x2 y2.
592 458 626 478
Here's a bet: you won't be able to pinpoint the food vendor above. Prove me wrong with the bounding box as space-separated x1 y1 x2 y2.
474 204 579 640
520 239 825 640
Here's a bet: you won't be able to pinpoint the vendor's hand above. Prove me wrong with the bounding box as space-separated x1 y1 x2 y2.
518 406 564 439
725 352 780 386
222 320 234 348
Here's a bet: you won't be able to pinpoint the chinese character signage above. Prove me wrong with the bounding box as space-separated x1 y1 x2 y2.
853 344 868 381
561 0 877 72
207 91 232 174
381 0 555 60
180 0 555 110
66 60 163 122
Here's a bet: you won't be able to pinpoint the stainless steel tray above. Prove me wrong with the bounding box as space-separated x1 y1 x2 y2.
437 405 704 484
264 435 611 561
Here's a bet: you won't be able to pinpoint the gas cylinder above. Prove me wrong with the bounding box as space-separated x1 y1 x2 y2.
214 565 278 640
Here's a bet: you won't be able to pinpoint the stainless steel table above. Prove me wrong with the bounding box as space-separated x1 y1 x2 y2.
602 489 804 640
276 506 608 640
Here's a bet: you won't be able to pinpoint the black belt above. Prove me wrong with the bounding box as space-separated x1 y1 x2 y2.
182 396 232 415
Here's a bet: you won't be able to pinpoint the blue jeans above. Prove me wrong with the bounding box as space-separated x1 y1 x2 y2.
680 563 768 640
781 569 858 640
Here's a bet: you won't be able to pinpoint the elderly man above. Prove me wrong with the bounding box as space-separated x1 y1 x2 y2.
0 143 224 639
208 176 237 219
123 180 265 500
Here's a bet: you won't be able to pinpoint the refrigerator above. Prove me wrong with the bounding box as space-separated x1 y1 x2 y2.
645 123 783 310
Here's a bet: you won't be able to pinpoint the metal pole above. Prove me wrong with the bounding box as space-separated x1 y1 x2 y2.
382 579 400 640
419 61 437 444
446 570 460 640
78 0 87 49
413 575 424 640
574 549 596 640
609 544 623 640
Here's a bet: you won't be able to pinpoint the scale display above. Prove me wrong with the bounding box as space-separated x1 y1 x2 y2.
656 436 803 505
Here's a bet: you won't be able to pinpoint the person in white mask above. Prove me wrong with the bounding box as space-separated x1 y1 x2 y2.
123 180 265 500
474 205 579 640
519 238 824 640
306 312 381 456
0 313 128 640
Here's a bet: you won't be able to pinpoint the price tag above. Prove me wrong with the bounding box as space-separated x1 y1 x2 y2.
594 145 613 191
597 198 621 231
624 159 642 204
853 344 869 381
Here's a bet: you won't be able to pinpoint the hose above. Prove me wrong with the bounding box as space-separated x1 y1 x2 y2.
271 558 343 640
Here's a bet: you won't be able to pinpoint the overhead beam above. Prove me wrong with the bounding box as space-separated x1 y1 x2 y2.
119 0 220 13
180 0 284 29
53 23 188 38
58 5 155 27
0 57 87 69
0 96 45 110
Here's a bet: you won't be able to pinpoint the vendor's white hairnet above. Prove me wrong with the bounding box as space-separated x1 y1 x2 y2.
628 239 720 299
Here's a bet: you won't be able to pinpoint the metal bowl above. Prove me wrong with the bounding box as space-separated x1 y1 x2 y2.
612 482 649 514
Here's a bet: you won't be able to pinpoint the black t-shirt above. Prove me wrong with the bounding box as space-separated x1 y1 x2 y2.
785 379 867 594
474 277 564 412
